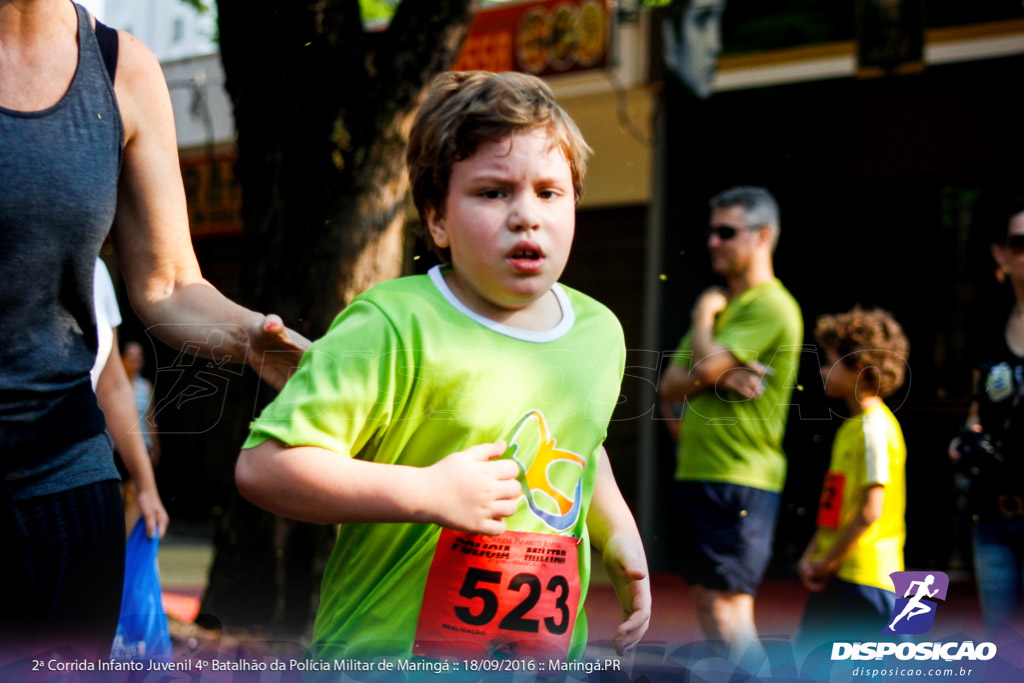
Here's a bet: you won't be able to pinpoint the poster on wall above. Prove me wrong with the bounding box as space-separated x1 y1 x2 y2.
453 0 612 76
660 0 728 99
856 0 925 76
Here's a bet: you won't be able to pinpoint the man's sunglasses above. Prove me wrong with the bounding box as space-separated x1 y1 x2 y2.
1005 234 1024 252
706 224 762 240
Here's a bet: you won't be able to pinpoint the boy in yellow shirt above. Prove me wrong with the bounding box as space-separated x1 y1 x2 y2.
797 307 910 651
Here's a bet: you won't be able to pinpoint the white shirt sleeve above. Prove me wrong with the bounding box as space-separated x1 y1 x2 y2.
862 407 892 486
91 258 123 389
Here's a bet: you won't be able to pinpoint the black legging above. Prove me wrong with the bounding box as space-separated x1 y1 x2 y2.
1 479 125 660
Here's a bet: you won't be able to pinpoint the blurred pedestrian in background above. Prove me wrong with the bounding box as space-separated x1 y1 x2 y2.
93 258 171 661
950 198 1024 633
0 0 306 661
122 342 159 466
659 186 802 669
797 307 909 652
92 260 166 539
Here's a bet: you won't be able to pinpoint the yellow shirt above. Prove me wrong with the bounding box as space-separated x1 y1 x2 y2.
814 402 906 591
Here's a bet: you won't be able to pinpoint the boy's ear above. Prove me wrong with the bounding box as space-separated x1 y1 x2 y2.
425 204 451 249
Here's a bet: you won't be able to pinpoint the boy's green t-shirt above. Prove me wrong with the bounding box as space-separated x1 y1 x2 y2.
244 267 626 661
673 279 803 493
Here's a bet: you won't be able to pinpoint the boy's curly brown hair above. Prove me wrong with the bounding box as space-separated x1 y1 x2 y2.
814 307 910 398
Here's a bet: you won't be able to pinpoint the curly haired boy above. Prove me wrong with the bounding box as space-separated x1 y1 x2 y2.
797 307 910 650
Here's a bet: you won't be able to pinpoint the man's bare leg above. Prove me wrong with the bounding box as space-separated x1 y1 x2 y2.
692 586 766 673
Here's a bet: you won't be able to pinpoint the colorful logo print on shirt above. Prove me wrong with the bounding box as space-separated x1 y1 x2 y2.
502 411 586 533
883 571 949 635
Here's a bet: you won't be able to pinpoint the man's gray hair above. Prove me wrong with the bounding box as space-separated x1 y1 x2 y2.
710 186 780 249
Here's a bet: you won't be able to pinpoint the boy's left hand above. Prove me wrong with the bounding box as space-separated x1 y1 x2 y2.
602 535 651 655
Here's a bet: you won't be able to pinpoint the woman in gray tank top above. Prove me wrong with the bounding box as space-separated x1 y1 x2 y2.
0 0 309 661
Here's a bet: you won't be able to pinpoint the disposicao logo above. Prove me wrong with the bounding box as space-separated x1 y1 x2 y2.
883 571 949 635
831 571 997 663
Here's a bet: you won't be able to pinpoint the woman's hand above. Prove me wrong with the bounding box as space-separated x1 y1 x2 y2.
245 314 310 391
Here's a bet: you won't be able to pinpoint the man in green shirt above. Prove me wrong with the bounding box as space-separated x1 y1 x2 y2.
660 186 802 664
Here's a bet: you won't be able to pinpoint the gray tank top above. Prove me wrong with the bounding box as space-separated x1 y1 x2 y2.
0 2 123 497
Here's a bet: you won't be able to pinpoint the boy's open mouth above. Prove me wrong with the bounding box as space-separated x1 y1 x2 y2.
508 241 544 260
507 243 546 272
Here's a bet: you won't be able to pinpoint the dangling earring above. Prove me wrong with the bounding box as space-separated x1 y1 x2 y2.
996 267 1008 284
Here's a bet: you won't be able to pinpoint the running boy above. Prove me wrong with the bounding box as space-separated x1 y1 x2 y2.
797 307 910 649
235 71 650 663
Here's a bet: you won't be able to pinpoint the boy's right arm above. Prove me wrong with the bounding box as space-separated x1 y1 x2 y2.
236 438 522 535
798 532 826 592
804 485 885 588
587 447 651 655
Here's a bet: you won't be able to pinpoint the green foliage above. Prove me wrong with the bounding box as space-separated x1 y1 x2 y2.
179 0 210 13
360 0 400 22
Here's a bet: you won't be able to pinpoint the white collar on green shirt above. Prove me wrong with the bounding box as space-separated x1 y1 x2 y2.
428 265 575 343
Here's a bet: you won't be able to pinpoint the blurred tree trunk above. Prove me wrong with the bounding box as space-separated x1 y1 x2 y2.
199 0 477 636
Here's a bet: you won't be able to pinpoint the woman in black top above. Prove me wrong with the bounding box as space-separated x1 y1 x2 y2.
0 0 307 660
952 198 1024 632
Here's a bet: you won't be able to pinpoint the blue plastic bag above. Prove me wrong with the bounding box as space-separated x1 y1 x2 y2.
111 519 173 661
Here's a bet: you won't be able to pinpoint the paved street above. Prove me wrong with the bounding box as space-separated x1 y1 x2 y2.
158 534 991 671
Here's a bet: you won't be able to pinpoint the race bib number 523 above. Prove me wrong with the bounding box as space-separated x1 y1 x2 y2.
412 529 580 661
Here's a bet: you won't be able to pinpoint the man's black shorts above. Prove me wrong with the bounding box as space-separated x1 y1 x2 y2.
672 481 780 595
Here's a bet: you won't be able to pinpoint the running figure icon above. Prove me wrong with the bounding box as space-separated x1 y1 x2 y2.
888 574 939 631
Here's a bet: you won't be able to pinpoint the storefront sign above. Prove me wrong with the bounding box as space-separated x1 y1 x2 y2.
180 149 242 237
454 0 611 77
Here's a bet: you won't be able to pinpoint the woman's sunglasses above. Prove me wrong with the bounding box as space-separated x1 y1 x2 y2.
1004 234 1024 253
